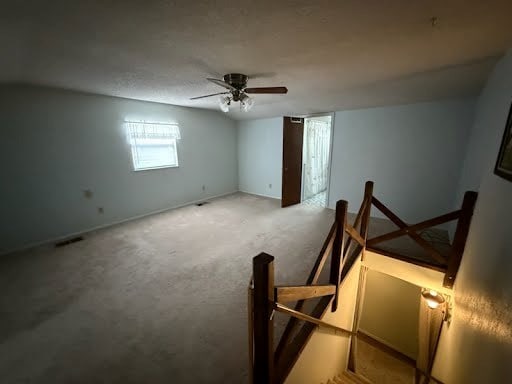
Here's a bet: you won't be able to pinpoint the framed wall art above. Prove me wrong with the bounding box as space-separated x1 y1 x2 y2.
494 102 512 182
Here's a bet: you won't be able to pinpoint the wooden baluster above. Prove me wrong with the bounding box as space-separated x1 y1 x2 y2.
360 181 374 260
253 253 275 384
330 200 347 312
248 277 254 384
274 221 336 367
444 191 478 287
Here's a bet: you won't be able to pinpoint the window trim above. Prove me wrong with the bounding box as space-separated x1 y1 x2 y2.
126 121 180 172
130 139 179 172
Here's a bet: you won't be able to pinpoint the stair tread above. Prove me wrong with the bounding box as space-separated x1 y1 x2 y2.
322 371 372 384
343 371 372 384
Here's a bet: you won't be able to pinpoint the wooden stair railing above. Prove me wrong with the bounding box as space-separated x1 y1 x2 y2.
275 302 355 336
365 190 478 288
443 191 478 287
248 182 477 384
249 182 374 384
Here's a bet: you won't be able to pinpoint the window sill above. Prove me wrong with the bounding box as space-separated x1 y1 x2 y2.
133 165 179 172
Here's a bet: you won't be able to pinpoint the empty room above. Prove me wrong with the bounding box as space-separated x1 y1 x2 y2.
1 2 512 384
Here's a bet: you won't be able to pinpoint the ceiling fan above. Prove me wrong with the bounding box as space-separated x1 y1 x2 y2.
190 73 288 112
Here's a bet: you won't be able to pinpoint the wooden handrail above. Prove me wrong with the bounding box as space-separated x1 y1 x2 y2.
274 221 336 363
274 296 333 384
359 181 373 261
343 194 367 255
330 200 348 311
352 198 367 233
443 191 478 287
365 246 447 272
366 189 476 286
371 196 447 265
339 243 364 285
309 222 337 285
370 196 403 226
367 210 461 246
345 224 365 247
275 284 336 303
275 302 355 336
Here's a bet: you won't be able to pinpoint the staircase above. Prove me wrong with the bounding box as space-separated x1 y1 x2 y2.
323 371 372 384
248 181 477 384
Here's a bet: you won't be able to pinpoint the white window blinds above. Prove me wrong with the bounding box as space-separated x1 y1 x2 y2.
126 122 181 170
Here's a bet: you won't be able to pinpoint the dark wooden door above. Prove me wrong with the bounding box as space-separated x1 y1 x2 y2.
282 117 304 207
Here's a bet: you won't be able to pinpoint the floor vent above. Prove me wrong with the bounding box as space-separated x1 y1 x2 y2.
195 202 210 207
55 236 84 248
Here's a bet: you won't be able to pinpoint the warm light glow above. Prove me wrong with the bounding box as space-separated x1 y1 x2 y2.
426 299 440 309
422 288 446 309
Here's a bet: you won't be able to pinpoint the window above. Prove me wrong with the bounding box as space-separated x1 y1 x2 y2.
126 121 181 171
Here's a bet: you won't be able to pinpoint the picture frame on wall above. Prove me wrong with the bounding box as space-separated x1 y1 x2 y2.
494 102 512 182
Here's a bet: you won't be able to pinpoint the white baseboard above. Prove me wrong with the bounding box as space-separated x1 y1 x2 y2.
1 190 238 257
238 189 281 200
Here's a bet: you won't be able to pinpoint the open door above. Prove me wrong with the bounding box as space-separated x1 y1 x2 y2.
302 115 333 207
282 117 304 207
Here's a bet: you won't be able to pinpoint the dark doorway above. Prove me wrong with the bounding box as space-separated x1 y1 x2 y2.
281 117 304 207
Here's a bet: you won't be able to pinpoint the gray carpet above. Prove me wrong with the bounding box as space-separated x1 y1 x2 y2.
0 192 334 384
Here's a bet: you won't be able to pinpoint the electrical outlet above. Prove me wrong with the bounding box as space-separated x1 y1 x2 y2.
269 183 272 189
83 189 93 199
202 185 206 191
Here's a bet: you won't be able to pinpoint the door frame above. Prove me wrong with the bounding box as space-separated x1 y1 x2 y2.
299 112 335 207
281 117 305 207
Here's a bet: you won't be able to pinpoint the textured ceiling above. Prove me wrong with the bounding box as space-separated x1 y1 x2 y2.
1 1 512 120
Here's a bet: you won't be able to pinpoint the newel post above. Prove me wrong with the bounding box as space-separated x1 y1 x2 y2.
444 191 478 287
253 253 275 384
360 181 374 259
330 200 348 312
360 181 374 238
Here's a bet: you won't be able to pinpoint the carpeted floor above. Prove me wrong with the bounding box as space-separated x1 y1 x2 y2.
0 192 335 384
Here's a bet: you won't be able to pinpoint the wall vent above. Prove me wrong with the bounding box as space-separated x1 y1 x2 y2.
55 236 84 248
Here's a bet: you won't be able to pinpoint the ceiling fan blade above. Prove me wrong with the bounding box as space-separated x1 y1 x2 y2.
190 92 229 100
244 87 288 94
247 72 276 79
207 78 237 91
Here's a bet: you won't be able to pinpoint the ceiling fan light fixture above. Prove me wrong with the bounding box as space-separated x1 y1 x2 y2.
219 95 231 113
191 73 286 112
240 94 254 112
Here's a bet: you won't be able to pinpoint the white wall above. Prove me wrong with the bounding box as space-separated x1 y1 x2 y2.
329 99 476 222
237 117 282 199
285 260 361 384
359 270 420 359
433 51 512 384
237 100 475 222
0 85 238 254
